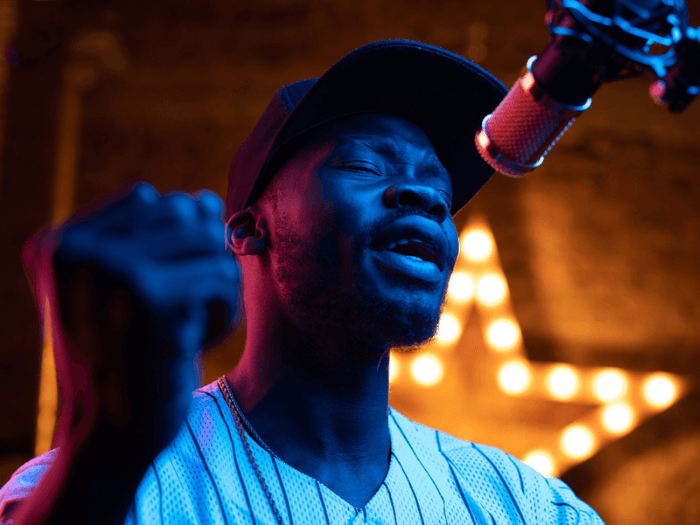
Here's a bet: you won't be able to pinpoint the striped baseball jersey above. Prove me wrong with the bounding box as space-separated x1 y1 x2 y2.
0 380 604 524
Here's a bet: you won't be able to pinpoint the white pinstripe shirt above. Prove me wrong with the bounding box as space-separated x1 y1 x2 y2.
0 381 604 524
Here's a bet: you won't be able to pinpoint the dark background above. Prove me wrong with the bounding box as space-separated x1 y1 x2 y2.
1 1 700 523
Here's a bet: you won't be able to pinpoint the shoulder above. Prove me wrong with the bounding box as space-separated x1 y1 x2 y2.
388 406 480 460
191 380 225 413
445 440 604 524
142 380 229 474
388 408 605 524
0 449 58 521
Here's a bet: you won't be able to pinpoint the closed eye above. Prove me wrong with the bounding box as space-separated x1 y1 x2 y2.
333 160 382 175
435 188 452 208
443 193 453 208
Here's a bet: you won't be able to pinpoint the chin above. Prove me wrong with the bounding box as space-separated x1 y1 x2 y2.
359 314 441 353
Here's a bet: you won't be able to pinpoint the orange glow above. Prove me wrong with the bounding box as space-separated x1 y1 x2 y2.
462 230 493 261
547 366 578 399
643 374 677 408
448 272 475 301
389 354 399 383
498 361 530 394
436 313 461 343
486 319 520 350
561 426 595 458
411 354 443 386
476 274 506 305
523 450 555 477
602 403 634 433
593 370 626 401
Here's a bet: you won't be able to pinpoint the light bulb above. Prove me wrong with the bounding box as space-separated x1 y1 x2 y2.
411 355 443 386
462 230 492 261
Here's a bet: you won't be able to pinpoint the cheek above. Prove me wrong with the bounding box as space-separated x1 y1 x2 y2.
276 175 328 223
275 149 336 227
446 224 460 263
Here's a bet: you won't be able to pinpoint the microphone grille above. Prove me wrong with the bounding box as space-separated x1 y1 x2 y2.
476 73 586 177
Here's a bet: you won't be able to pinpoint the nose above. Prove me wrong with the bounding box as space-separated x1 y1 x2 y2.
383 184 449 222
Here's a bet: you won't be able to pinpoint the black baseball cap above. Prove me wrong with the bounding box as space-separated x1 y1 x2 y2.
225 39 508 223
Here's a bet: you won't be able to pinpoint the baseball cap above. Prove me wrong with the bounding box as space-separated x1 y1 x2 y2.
225 39 508 224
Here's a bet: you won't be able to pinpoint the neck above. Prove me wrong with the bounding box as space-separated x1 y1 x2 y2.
227 319 391 471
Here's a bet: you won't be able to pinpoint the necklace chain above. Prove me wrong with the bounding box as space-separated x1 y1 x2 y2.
217 376 285 525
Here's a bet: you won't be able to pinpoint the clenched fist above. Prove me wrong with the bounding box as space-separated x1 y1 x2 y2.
16 182 241 525
54 182 241 450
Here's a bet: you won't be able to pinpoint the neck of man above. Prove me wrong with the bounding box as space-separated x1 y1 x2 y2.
226 313 392 480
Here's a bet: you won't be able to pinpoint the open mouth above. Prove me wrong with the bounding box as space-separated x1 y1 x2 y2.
374 238 443 271
370 238 443 285
368 218 448 285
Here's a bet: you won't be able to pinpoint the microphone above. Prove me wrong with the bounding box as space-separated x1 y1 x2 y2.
475 0 700 177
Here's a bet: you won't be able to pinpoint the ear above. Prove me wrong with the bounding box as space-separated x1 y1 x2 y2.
227 209 269 256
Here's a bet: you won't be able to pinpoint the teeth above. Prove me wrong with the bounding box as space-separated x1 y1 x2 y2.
384 238 425 251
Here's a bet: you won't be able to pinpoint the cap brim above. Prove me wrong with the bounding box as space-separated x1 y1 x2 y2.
266 39 508 215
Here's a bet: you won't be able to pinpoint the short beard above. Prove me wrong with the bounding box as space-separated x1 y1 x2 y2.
271 214 449 358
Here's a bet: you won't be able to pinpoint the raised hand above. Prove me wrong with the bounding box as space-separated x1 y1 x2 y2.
16 182 241 525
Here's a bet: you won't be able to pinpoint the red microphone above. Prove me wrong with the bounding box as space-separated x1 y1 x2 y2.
475 56 590 177
475 0 699 177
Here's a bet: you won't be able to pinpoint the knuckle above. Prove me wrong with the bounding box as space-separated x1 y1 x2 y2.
195 191 224 218
163 193 197 224
131 182 159 204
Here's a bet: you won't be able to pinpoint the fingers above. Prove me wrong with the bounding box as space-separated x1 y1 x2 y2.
155 191 224 227
193 190 224 220
86 189 222 244
64 185 220 236
63 182 160 231
156 192 199 226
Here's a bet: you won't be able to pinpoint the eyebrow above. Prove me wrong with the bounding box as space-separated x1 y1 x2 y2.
337 136 449 176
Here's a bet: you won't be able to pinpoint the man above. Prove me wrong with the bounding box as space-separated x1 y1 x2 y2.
0 40 605 524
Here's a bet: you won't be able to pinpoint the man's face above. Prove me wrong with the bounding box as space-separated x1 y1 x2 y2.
264 113 460 355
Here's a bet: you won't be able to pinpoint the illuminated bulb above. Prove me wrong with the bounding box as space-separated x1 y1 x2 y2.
411 355 443 386
643 375 677 407
476 275 506 305
437 313 461 343
561 426 594 458
602 404 633 433
548 366 578 399
448 272 475 301
462 230 492 261
594 371 626 401
486 319 519 350
498 362 529 394
523 450 554 477
389 355 399 383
